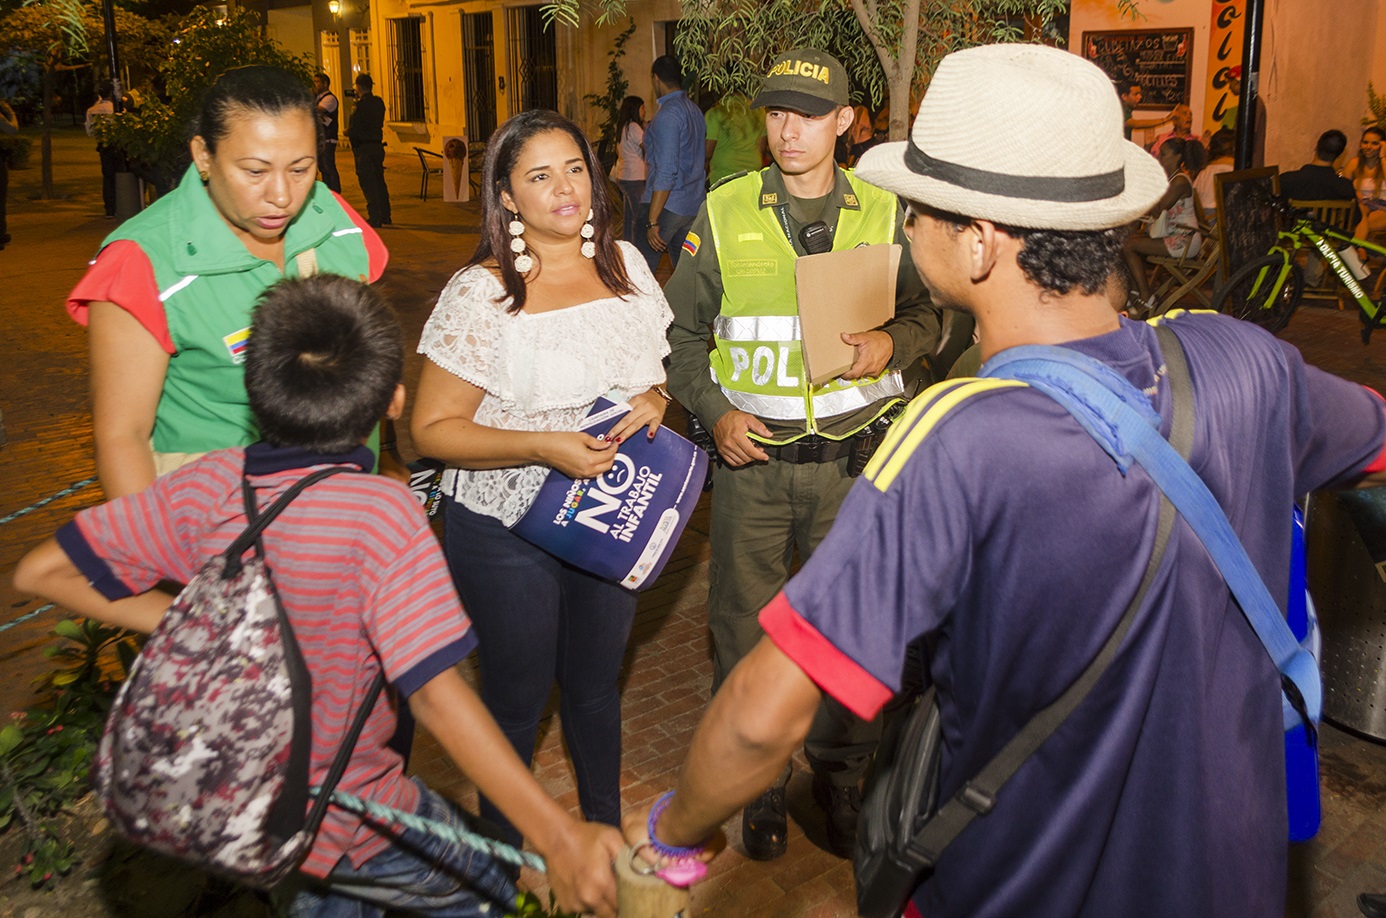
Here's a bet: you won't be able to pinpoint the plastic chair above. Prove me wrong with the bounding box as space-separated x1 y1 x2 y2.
415 147 444 201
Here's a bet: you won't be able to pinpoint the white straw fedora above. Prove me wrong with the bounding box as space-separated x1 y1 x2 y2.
855 43 1168 231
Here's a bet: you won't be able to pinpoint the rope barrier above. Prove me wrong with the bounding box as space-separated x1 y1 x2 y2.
316 787 547 873
1 477 98 527
0 604 55 634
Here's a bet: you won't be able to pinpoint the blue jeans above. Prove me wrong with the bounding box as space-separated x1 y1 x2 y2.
443 500 637 846
617 179 645 244
275 780 517 917
635 206 695 273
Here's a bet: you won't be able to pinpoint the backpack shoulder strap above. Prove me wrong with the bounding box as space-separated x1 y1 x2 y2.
984 327 1319 731
223 466 357 577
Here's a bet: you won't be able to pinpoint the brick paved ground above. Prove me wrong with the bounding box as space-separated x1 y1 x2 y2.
2 128 1385 916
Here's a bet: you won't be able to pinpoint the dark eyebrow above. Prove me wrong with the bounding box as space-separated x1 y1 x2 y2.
524 157 585 175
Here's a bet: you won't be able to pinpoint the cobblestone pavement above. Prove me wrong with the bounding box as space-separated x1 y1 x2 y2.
2 128 1385 916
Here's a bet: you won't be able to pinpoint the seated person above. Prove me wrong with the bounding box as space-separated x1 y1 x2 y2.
13 275 622 918
1280 130 1358 204
1123 137 1204 309
1150 103 1201 157
1345 127 1386 244
1193 128 1236 215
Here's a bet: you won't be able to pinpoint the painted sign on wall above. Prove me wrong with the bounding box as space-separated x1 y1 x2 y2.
1206 0 1245 136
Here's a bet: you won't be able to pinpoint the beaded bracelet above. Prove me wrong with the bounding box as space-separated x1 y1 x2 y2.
646 790 708 860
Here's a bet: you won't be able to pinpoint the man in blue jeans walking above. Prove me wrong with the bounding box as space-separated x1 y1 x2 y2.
640 55 705 272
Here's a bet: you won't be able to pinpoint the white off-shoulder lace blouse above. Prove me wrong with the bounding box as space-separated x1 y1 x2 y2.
417 240 674 526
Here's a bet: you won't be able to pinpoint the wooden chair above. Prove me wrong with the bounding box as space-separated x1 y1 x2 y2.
415 147 444 201
1146 195 1222 314
1288 199 1363 306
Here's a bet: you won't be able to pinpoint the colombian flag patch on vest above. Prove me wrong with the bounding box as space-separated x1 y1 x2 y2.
223 327 251 365
682 231 701 257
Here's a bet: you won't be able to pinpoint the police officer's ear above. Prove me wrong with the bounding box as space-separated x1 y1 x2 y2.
834 105 855 138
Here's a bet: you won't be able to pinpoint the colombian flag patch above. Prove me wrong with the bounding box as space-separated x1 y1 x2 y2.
682 231 701 257
223 327 251 365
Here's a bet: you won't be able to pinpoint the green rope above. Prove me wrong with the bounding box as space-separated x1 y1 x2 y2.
314 787 547 872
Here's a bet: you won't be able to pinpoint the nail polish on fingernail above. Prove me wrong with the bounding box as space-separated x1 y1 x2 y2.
615 436 623 443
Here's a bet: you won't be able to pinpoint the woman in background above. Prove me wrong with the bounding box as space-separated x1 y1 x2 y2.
1345 127 1386 243
611 95 646 243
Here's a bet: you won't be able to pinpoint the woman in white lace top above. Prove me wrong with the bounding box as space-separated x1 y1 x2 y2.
412 110 673 848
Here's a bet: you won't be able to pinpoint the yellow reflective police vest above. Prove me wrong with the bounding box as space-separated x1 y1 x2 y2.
707 170 903 442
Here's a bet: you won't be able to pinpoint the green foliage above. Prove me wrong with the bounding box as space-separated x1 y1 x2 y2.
1367 82 1386 132
510 890 581 917
582 18 636 171
93 5 314 189
0 620 137 890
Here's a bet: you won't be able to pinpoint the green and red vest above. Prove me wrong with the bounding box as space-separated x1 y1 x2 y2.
101 166 375 453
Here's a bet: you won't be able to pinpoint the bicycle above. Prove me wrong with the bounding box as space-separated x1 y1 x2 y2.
1212 194 1386 342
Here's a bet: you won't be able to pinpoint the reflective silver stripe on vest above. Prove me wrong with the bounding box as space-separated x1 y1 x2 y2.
812 371 904 416
713 314 801 341
159 275 199 302
709 368 905 421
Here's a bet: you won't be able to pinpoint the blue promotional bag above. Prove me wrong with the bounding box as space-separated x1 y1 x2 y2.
510 398 708 590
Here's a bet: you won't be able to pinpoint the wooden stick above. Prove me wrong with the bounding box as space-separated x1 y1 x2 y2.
614 844 689 918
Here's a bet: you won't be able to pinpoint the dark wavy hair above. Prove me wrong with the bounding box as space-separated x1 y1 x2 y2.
197 65 314 154
616 95 645 138
468 109 632 314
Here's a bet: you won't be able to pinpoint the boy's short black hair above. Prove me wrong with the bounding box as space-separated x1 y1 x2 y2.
244 275 402 454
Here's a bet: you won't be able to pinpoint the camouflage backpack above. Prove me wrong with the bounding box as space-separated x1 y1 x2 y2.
94 467 385 888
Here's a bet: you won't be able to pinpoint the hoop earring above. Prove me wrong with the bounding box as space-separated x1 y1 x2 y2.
509 212 533 274
581 209 595 259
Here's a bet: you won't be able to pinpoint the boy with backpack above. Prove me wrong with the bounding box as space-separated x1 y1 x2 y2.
14 275 621 917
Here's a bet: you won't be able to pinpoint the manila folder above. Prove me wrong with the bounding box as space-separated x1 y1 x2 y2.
795 244 901 386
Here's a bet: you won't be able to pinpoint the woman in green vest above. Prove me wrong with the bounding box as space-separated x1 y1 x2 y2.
66 65 388 498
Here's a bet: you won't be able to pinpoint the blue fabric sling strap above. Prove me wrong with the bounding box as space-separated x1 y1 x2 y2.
979 324 1321 739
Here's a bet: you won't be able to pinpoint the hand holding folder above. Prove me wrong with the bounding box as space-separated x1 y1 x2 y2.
794 244 902 385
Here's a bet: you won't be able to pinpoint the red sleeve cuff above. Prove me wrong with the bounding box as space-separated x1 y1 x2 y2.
332 191 389 281
759 591 894 721
1363 387 1386 475
66 240 173 353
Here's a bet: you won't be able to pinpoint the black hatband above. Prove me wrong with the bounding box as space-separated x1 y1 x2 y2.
903 138 1125 203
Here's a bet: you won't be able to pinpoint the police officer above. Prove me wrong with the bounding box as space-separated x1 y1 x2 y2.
664 48 940 861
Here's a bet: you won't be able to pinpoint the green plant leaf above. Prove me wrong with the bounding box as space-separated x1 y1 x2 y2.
0 725 23 758
51 620 84 641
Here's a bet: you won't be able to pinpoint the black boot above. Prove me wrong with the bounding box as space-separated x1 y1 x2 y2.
812 774 862 859
741 786 788 861
1360 893 1386 918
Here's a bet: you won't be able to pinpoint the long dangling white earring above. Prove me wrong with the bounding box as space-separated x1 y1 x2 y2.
580 209 596 259
509 212 533 273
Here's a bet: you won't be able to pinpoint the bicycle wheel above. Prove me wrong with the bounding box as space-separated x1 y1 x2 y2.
1213 255 1304 334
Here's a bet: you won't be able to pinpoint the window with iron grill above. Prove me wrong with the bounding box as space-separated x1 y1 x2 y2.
387 16 426 122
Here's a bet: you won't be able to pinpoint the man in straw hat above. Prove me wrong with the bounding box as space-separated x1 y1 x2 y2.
663 47 940 862
627 44 1386 915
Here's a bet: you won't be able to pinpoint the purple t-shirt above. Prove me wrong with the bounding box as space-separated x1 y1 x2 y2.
762 313 1385 918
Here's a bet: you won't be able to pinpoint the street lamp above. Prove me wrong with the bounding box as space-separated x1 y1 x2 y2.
328 0 341 17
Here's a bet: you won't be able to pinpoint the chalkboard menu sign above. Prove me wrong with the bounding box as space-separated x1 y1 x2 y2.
1081 29 1194 108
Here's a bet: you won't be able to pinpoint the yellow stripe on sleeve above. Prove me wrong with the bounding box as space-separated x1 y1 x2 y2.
865 378 1028 492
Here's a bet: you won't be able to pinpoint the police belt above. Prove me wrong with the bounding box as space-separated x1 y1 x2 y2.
763 434 855 464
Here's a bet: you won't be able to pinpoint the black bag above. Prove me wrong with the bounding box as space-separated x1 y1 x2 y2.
854 687 944 918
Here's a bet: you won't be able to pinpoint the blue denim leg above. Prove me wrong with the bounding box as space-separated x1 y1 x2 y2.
618 180 645 244
442 500 634 838
276 780 518 917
